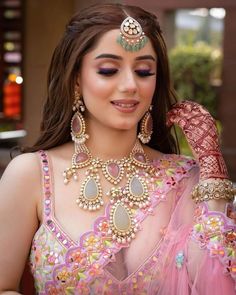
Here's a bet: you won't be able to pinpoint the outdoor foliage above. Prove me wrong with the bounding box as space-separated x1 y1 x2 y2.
169 42 222 117
169 42 222 154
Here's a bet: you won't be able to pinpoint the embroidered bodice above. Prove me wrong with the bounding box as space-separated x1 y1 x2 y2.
29 151 236 294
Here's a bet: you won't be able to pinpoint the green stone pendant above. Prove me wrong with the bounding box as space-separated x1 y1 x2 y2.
117 16 148 52
117 35 148 52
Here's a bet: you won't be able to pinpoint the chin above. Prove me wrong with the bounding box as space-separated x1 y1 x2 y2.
113 122 138 132
119 117 141 129
101 117 139 132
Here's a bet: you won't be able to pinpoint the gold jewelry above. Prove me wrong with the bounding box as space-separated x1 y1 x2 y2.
138 106 153 144
73 90 85 112
109 200 138 244
117 16 148 52
63 139 153 244
70 90 89 148
191 178 236 203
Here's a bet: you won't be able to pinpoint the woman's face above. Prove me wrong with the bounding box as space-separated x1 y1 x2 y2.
77 29 157 133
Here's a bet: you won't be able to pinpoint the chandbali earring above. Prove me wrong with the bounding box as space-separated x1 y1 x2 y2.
63 89 89 184
71 89 88 144
138 105 153 144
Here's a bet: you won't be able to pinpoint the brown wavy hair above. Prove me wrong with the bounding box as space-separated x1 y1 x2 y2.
24 3 179 154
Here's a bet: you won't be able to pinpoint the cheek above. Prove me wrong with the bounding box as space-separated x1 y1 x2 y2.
141 79 156 101
81 70 114 96
81 72 114 99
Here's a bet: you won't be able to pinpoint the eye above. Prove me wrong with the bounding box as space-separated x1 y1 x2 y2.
97 68 118 76
135 69 155 77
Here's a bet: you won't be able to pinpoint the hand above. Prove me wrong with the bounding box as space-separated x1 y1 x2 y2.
166 100 228 180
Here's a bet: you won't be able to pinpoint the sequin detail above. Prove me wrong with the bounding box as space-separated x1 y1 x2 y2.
175 251 185 269
191 203 236 286
30 152 197 293
39 151 75 249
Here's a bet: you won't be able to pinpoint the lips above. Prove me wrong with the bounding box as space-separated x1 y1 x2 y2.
112 102 138 108
111 100 139 113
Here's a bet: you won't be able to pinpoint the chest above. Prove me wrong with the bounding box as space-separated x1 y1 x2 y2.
31 151 195 292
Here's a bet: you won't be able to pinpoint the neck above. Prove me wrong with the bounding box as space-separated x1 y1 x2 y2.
86 122 138 160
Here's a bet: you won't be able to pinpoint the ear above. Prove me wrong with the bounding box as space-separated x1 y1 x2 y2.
75 72 81 88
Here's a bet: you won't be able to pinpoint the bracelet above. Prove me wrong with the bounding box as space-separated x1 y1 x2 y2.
191 178 236 203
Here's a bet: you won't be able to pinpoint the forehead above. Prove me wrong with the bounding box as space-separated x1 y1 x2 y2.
86 29 157 60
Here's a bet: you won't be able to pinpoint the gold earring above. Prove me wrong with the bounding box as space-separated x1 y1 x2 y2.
71 89 89 145
138 105 153 144
73 89 85 113
63 90 89 184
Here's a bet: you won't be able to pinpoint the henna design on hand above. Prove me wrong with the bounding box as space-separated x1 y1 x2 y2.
166 100 228 180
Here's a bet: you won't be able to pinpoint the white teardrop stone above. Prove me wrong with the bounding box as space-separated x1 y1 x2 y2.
130 176 144 197
113 204 131 232
84 178 98 200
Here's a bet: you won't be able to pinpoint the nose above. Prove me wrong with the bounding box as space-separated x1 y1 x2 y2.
118 68 137 95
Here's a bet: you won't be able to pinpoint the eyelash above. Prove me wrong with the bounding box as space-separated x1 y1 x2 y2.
97 68 118 76
97 68 155 77
135 70 155 77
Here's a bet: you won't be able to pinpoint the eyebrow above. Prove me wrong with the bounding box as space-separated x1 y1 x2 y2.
95 53 156 61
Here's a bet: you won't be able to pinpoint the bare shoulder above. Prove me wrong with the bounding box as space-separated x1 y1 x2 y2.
1 152 40 182
0 152 41 288
0 152 42 207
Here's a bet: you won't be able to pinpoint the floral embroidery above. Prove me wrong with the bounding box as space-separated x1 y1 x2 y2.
191 203 236 284
56 268 71 283
30 225 67 292
30 152 197 293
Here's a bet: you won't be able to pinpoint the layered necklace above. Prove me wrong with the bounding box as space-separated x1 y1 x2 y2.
63 139 155 244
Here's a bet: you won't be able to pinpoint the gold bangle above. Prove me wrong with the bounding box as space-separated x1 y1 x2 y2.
191 178 236 203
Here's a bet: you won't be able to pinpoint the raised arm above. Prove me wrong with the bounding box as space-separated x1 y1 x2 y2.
166 100 236 292
0 153 41 293
167 100 235 210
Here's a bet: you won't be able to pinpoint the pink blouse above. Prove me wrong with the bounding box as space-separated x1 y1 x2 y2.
29 151 236 294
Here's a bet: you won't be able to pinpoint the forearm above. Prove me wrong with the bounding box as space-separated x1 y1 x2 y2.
207 198 229 211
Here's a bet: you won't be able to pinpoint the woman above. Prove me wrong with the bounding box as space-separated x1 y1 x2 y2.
0 3 235 294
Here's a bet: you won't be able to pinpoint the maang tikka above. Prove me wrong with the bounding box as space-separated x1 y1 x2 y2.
138 105 153 144
117 15 148 51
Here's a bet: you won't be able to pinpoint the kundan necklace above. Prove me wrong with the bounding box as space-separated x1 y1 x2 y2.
63 139 155 244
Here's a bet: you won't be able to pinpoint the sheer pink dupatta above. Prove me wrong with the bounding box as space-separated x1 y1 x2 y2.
149 168 236 294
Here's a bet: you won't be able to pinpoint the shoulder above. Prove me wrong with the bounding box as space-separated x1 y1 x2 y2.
0 152 42 208
1 152 40 181
0 153 41 286
145 147 199 187
144 146 199 190
144 145 198 170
